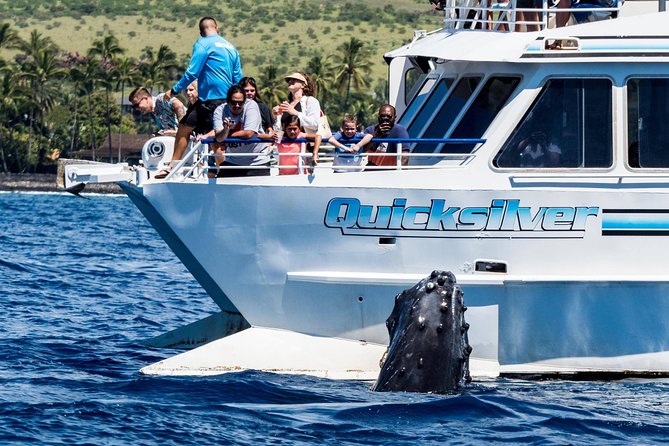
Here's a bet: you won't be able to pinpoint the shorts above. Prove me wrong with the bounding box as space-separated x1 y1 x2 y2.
181 98 225 135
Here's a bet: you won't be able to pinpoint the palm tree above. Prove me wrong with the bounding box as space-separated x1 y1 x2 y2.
17 30 57 170
0 68 22 171
71 56 102 160
330 37 373 111
114 56 139 162
139 45 178 92
0 23 23 54
258 64 284 109
89 34 124 162
22 48 65 171
306 56 334 108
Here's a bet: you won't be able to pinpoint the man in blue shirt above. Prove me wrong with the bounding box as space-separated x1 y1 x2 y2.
157 16 243 179
364 104 410 168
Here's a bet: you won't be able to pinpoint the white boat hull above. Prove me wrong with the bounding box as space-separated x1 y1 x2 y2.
123 172 669 377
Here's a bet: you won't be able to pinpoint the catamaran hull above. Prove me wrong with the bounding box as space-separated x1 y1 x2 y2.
123 176 669 377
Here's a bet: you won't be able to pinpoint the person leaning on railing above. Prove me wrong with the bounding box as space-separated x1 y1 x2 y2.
211 85 271 177
363 104 410 169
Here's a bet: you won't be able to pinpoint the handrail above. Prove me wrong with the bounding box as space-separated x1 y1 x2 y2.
156 136 487 180
439 0 623 32
199 137 486 144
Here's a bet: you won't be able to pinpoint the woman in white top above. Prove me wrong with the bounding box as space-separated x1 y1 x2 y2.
275 72 321 134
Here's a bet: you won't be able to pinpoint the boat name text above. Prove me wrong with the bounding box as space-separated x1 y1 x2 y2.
324 198 599 238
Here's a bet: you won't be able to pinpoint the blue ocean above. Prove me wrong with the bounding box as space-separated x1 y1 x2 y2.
1 192 667 445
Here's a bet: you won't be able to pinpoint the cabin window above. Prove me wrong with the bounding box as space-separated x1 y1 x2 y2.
444 76 520 154
494 78 612 168
627 79 669 168
404 68 426 105
413 76 482 153
404 77 454 137
399 77 439 129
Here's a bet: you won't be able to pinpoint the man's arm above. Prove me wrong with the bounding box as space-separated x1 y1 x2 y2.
171 41 207 95
171 98 187 122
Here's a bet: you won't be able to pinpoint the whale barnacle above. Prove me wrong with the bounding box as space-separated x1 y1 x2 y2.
426 282 435 292
417 357 424 369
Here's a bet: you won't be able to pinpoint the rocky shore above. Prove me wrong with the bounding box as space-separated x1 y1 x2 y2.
0 173 122 194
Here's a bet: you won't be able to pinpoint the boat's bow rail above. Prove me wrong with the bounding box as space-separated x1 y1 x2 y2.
168 136 488 180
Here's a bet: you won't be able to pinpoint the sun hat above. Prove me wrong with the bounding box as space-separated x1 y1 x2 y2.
284 72 307 84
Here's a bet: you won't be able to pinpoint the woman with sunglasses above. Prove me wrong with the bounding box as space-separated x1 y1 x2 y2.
211 85 271 177
238 77 273 134
274 72 321 136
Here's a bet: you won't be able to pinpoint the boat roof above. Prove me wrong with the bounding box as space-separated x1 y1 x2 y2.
385 12 669 63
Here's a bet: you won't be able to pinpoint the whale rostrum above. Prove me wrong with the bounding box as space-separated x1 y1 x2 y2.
372 270 472 393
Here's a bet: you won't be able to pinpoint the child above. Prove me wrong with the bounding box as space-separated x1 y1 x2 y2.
329 115 373 173
274 114 322 175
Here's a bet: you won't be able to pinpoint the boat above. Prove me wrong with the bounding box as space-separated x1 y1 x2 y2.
61 1 669 379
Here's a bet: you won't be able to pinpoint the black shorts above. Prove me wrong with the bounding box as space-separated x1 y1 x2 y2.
181 98 225 135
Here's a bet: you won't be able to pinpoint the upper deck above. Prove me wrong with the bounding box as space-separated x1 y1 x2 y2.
386 4 669 64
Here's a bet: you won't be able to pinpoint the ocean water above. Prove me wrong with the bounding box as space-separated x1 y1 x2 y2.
1 192 668 445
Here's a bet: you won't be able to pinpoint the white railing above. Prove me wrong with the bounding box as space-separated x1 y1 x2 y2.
157 137 486 180
440 0 623 31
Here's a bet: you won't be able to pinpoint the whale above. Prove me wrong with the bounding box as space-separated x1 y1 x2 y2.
372 270 472 393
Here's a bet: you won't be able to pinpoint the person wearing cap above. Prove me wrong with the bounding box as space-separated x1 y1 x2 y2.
156 16 243 179
274 72 321 136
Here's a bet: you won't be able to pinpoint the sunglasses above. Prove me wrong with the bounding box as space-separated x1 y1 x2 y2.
132 96 147 109
229 99 245 106
379 114 394 120
286 79 301 85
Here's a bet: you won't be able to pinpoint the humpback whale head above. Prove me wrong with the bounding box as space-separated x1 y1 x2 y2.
372 270 471 393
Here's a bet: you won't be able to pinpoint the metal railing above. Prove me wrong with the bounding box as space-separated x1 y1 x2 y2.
440 0 623 31
158 137 487 181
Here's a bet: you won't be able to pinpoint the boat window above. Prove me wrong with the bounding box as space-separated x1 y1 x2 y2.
404 68 427 105
445 76 520 154
494 78 612 168
627 79 669 168
413 76 482 153
399 77 439 129
404 77 454 137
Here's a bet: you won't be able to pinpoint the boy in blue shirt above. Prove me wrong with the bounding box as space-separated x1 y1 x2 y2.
328 115 373 173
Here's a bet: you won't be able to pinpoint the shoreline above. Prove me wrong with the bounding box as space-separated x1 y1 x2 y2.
0 173 122 194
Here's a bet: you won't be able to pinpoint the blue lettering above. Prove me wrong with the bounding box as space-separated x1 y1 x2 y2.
542 208 575 230
358 205 391 229
457 208 489 230
324 198 359 229
402 206 431 230
426 200 459 230
573 207 599 230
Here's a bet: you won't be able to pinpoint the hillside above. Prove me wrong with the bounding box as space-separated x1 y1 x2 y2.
0 0 444 87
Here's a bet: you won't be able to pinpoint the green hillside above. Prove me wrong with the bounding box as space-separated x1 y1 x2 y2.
1 0 443 86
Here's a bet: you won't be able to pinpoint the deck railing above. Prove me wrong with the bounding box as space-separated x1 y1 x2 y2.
439 0 623 32
161 137 487 180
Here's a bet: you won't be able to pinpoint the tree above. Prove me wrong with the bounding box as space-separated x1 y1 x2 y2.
89 34 125 162
306 55 334 109
139 45 178 92
0 68 28 172
330 37 372 112
17 30 58 171
114 56 140 161
258 64 284 110
0 23 23 56
70 56 103 159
